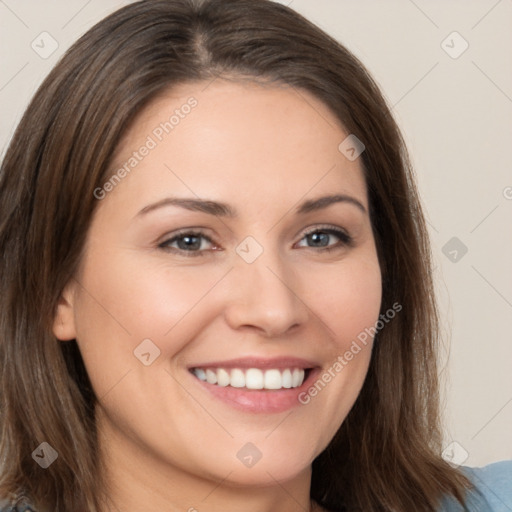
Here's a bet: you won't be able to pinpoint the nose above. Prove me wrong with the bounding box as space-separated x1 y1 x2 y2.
223 248 310 338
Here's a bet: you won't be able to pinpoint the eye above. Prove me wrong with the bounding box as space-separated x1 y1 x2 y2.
158 230 217 257
158 225 352 257
296 226 352 251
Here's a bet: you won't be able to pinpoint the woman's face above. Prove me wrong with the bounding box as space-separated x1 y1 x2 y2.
54 79 381 490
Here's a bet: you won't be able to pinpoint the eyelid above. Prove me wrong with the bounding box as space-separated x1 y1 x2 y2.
300 223 350 239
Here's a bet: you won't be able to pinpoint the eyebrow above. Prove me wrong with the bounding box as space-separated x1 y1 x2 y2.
136 193 367 218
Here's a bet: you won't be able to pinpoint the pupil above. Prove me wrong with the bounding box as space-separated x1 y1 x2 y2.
179 235 200 250
309 232 328 247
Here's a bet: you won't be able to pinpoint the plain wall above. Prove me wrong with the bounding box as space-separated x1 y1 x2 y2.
0 0 511 467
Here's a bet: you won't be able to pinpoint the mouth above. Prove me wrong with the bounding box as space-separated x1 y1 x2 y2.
187 357 319 413
190 366 311 390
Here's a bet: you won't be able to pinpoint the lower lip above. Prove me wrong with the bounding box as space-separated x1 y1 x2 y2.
190 369 320 414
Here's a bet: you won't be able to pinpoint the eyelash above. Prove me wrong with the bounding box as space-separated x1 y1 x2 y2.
158 225 353 258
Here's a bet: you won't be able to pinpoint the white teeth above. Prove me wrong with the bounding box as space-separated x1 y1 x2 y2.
205 369 217 384
217 368 230 387
282 369 292 389
194 368 206 381
292 369 304 387
193 367 307 390
245 368 264 389
230 368 245 388
264 369 282 390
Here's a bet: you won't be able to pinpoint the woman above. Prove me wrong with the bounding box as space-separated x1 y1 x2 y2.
0 1 510 511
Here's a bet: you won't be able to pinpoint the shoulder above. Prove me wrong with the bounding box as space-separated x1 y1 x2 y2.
438 460 512 511
0 506 35 512
0 498 35 512
460 460 512 511
0 506 34 512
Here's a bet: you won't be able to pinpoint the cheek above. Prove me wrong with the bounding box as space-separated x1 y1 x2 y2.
305 255 382 346
294 254 381 443
72 251 229 386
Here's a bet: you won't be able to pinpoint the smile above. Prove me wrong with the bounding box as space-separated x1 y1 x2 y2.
191 367 308 390
187 357 319 413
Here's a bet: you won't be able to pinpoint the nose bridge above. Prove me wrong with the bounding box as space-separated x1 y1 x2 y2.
224 236 309 335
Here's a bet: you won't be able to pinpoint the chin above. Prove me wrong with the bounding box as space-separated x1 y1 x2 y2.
195 437 318 488
222 459 313 488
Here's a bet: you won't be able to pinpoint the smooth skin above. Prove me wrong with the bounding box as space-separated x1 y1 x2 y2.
53 79 382 512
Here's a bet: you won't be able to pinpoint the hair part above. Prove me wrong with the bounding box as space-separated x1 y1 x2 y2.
0 0 471 510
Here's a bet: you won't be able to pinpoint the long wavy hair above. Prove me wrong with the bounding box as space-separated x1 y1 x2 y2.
0 0 472 510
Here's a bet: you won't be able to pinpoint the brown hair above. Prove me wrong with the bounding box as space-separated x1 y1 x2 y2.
0 0 472 510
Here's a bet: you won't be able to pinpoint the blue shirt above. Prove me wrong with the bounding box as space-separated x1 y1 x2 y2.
1 460 511 511
440 460 512 511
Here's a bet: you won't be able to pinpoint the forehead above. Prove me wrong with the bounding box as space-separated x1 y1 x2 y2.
105 79 368 214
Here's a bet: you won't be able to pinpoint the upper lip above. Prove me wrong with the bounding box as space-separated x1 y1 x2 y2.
188 356 319 370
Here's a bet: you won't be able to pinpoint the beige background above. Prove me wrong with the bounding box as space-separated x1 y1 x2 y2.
1 0 511 467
